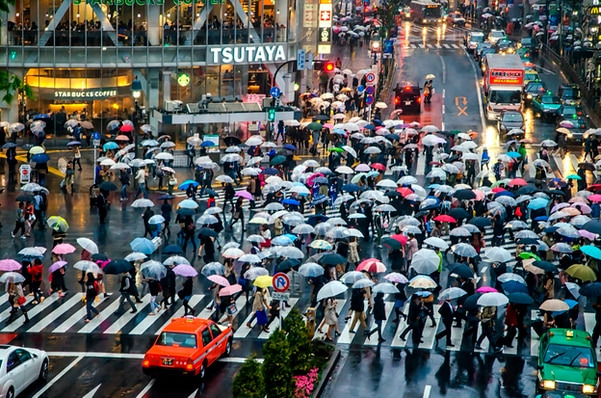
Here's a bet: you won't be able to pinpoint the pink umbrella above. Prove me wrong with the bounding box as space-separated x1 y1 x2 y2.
306 172 325 187
219 284 242 296
207 274 230 287
356 258 387 273
476 286 498 293
472 189 485 201
235 190 254 200
52 243 77 255
172 264 198 277
49 261 68 274
323 123 334 129
355 164 371 172
572 202 592 214
0 259 22 271
579 229 597 240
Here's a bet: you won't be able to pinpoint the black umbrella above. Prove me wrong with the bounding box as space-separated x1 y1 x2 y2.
163 244 184 255
448 208 470 220
516 185 538 195
449 264 474 279
313 115 329 121
453 189 476 200
176 208 195 216
198 227 218 237
15 193 34 202
319 253 346 265
532 260 557 272
462 293 483 311
307 215 329 226
223 136 242 146
545 189 566 196
277 258 301 272
583 220 601 235
158 194 175 200
508 292 534 305
580 282 601 297
91 253 109 262
469 217 492 227
517 238 539 245
381 237 402 250
99 181 118 191
104 259 134 275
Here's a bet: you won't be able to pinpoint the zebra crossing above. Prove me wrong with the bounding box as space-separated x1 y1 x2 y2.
400 42 465 50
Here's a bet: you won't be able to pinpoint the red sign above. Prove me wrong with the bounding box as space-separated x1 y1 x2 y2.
489 69 524 86
320 10 331 22
272 272 290 292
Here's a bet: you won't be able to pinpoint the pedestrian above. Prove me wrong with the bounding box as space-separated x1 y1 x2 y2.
366 292 386 343
318 297 339 342
348 288 367 334
7 282 29 324
73 145 82 170
160 199 172 238
502 302 519 347
29 259 44 304
178 276 194 316
97 190 108 224
435 298 455 348
167 172 177 195
400 294 424 345
142 206 154 238
84 273 100 322
229 197 245 232
117 271 137 314
63 161 75 194
135 166 149 199
11 201 26 239
476 305 499 351
147 278 162 315
481 148 490 170
591 297 601 348
198 234 216 263
119 167 130 201
392 282 408 322
181 216 197 254
160 265 176 309
50 266 67 297
249 287 271 332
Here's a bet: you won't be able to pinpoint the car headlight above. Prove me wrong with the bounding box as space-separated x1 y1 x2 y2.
423 19 427 23
568 133 574 138
582 384 595 394
542 380 556 390
527 94 533 99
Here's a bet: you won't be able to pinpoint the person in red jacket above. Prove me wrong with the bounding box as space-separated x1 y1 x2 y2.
29 258 44 304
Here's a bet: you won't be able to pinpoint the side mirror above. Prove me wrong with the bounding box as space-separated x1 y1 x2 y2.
537 364 544 370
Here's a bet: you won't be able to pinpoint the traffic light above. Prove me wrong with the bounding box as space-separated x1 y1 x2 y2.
268 107 276 122
313 60 335 72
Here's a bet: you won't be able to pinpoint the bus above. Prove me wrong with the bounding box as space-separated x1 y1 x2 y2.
409 0 443 24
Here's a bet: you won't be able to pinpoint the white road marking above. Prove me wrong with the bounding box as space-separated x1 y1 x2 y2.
32 355 84 398
27 293 84 333
135 380 155 398
467 47 486 133
82 383 102 398
188 389 199 398
423 384 432 398
104 295 151 334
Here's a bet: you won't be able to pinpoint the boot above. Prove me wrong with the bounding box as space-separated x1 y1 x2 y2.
22 309 29 323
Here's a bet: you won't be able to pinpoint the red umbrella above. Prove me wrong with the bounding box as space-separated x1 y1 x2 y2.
120 124 134 133
588 194 601 202
491 187 506 193
115 134 130 141
371 163 386 171
396 187 413 197
587 184 601 192
508 178 527 187
434 214 456 223
391 234 408 245
306 173 325 187
356 258 387 273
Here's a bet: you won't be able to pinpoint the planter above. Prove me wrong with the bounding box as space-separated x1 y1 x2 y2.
313 347 341 398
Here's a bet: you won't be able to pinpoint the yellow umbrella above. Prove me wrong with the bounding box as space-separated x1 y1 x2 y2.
47 216 69 232
253 275 273 288
29 146 45 155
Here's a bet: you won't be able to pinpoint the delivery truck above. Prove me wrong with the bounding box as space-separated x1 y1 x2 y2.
482 53 525 121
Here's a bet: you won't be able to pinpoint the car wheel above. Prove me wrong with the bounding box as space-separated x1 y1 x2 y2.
39 359 49 382
224 339 232 357
6 387 14 398
199 361 207 379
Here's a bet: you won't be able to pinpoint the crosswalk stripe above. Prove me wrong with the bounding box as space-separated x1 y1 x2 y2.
582 313 601 362
336 299 371 344
390 302 410 348
154 295 204 333
3 295 59 332
258 298 299 339
103 295 151 334
530 310 541 357
447 324 464 351
27 293 84 333
128 297 193 336
363 301 394 347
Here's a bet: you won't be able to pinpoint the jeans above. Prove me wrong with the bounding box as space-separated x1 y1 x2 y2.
119 292 137 311
121 184 128 199
136 183 148 199
86 298 99 320
150 295 159 313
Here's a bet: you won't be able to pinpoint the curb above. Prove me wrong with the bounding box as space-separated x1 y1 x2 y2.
315 347 341 398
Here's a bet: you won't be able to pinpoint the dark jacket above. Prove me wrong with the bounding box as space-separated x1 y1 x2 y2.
350 288 365 312
407 298 421 322
438 301 454 321
372 294 386 321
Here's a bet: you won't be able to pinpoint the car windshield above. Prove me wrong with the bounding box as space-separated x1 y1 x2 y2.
522 38 533 45
542 96 561 104
491 31 505 38
525 73 537 81
490 90 522 103
544 344 595 368
562 88 578 99
526 84 544 93
502 113 523 122
471 35 484 43
157 332 197 348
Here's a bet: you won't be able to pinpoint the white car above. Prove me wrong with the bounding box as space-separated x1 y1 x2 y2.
0 345 48 398
487 29 506 45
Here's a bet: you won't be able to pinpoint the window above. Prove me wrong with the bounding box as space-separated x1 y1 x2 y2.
544 344 595 368
156 332 197 348
6 352 20 372
15 349 32 363
201 328 213 347
210 324 222 339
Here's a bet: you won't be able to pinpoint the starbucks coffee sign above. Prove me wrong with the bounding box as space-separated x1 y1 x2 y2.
208 44 287 65
55 89 118 99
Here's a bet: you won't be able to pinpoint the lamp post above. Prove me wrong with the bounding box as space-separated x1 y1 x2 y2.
131 76 142 159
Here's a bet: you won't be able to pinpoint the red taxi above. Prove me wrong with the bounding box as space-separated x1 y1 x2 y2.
142 317 233 378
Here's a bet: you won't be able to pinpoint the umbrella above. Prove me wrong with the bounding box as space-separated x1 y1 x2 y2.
131 199 155 208
476 286 498 293
220 284 243 297
104 259 134 275
298 262 325 277
0 259 22 271
581 282 601 297
423 237 449 250
508 292 534 305
439 287 467 301
129 237 156 255
148 215 166 225
477 292 509 306
207 274 231 287
384 272 408 284
48 261 68 274
340 271 368 284
469 217 492 227
483 247 513 263
47 216 69 232
309 240 333 250
178 180 200 190
197 227 218 238
235 190 254 200
498 273 526 284
539 299 569 312
463 293 484 311
124 252 147 262
565 282 581 299
163 245 185 255
253 275 273 288
201 262 226 276
222 248 245 259
411 249 440 274
76 237 99 254
372 283 400 294
352 279 375 289
565 264 597 281
0 272 25 284
140 260 167 280
178 199 199 210
581 245 601 260
316 280 348 301
277 259 302 272
52 243 76 255
452 243 478 258
319 253 346 265
408 275 437 289
449 264 474 279
173 264 198 277
98 181 117 192
163 255 190 266
73 260 102 274
239 254 262 264
18 247 45 258
502 281 528 294
356 258 387 273
31 153 50 163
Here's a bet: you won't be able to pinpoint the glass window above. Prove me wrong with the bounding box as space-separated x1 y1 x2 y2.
6 352 20 372
210 324 222 338
15 349 32 363
543 344 595 368
201 328 213 346
157 332 197 348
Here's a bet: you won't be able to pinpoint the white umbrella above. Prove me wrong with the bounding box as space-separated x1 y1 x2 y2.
372 282 400 294
408 275 437 289
155 152 174 161
411 248 440 274
483 247 513 263
438 287 467 301
316 280 348 301
131 199 155 208
0 272 26 284
276 246 305 259
384 272 408 283
216 175 234 183
477 292 509 307
352 279 375 289
222 247 245 259
76 237 99 254
340 271 367 284
148 215 166 225
124 252 147 262
375 102 388 109
238 254 261 263
452 243 478 258
298 262 325 277
497 273 526 285
163 255 190 266
73 260 103 274
178 199 199 210
423 237 449 250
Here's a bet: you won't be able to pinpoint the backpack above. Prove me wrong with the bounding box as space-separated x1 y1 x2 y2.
93 281 100 295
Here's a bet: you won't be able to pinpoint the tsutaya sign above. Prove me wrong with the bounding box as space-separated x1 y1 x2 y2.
208 44 287 65
73 0 200 5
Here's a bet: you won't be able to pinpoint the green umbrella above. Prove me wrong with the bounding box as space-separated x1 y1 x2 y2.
307 122 323 131
270 155 287 166
47 216 69 232
519 252 541 261
566 174 582 180
565 264 597 282
328 147 344 153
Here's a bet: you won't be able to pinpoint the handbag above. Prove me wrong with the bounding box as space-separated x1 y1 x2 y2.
227 303 238 315
17 296 26 306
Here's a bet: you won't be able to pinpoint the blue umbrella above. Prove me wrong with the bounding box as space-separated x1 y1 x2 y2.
581 245 601 260
262 167 279 175
311 194 329 205
502 280 529 294
553 299 579 316
282 198 300 206
528 197 549 210
534 215 549 221
31 153 50 163
130 237 156 255
201 141 216 147
506 151 522 158
33 113 51 121
494 190 515 198
307 215 329 226
178 180 200 190
283 144 297 151
386 133 400 141
342 183 360 192
103 142 119 151
163 244 184 255
364 124 375 130
2 142 16 149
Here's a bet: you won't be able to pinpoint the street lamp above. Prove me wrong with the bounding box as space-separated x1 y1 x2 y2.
131 76 142 158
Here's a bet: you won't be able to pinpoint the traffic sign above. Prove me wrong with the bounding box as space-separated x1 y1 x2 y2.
365 95 374 106
297 49 306 71
365 72 376 85
365 86 374 95
272 292 290 301
91 131 101 140
270 86 282 98
272 272 290 292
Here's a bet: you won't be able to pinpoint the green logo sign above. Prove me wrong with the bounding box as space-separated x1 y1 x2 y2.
73 0 201 5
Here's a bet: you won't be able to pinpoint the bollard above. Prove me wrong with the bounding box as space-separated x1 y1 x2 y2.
305 307 316 339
